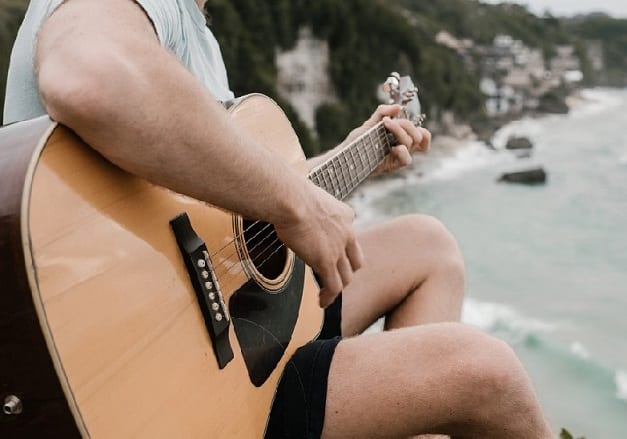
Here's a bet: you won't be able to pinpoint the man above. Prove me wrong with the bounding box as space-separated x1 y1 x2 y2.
4 0 553 437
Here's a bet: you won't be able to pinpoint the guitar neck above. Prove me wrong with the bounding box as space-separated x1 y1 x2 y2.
308 121 396 200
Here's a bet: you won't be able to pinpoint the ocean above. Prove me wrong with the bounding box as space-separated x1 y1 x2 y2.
350 88 627 438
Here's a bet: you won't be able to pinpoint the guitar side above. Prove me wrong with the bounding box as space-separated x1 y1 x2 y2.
0 95 324 438
0 116 83 437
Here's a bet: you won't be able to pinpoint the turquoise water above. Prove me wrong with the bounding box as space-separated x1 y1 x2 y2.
353 89 627 437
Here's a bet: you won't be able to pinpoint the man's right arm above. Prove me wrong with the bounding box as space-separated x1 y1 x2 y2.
36 0 361 305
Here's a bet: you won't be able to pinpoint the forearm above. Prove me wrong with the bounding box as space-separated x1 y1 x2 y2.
36 0 309 226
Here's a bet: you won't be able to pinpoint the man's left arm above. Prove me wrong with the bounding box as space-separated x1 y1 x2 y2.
307 104 431 174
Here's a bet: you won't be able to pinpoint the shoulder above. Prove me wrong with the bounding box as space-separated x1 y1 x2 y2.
129 0 184 47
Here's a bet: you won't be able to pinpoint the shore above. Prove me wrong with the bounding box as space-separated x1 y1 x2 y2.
348 87 627 437
348 87 615 227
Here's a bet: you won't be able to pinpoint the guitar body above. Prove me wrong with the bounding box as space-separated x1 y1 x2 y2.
0 94 324 438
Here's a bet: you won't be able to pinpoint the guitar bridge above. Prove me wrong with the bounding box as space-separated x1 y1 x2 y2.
170 213 233 369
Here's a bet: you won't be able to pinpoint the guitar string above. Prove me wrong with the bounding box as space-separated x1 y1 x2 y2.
209 126 394 289
214 158 391 295
204 108 423 267
206 123 392 275
213 114 425 291
202 121 392 265
214 113 426 291
207 124 392 279
211 128 396 293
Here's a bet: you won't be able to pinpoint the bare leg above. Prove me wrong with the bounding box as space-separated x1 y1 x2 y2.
322 215 552 438
341 214 465 336
322 324 553 438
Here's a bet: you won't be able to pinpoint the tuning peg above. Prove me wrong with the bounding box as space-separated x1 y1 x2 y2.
384 73 400 92
383 73 402 104
412 113 427 127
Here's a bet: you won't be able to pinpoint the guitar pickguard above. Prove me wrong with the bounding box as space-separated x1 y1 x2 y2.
229 259 305 387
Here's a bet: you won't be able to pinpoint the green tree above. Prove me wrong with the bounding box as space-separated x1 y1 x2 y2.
0 0 28 124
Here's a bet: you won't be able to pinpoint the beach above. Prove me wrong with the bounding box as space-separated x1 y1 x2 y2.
350 88 627 437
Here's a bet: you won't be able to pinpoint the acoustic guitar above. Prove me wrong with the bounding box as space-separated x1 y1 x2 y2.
0 74 423 438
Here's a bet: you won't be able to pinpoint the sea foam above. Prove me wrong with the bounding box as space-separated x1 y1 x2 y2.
462 298 554 344
615 370 627 402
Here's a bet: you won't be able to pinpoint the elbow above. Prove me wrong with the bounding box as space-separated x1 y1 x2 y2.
37 51 115 126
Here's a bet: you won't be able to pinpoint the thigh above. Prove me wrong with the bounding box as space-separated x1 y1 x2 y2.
321 323 506 439
341 215 456 335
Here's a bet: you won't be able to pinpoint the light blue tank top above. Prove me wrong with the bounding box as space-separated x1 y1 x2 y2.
3 0 234 124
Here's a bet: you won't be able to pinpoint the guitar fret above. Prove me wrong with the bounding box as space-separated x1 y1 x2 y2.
308 122 397 200
339 151 351 199
332 158 343 198
332 155 342 198
383 125 395 150
347 147 361 189
365 132 375 167
356 138 368 177
371 131 381 167
339 155 348 199
311 168 321 188
378 126 388 158
322 164 333 195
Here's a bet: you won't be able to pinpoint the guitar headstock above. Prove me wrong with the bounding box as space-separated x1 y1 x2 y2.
382 72 426 127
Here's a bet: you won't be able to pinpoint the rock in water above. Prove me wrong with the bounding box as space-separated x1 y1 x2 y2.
505 136 533 150
498 167 547 185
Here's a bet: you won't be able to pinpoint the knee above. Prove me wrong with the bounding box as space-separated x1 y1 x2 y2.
446 325 533 412
404 324 546 434
396 214 465 284
468 332 527 396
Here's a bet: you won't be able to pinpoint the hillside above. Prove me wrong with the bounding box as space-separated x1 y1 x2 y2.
1 0 626 155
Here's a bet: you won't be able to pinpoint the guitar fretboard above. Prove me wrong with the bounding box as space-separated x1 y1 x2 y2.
308 122 396 200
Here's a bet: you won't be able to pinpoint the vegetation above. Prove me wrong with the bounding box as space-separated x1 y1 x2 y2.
203 0 627 153
0 0 27 117
1 0 625 154
204 0 487 153
560 427 586 439
565 14 627 86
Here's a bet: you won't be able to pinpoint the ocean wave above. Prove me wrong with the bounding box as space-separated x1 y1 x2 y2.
463 298 627 404
366 296 627 404
462 297 554 343
490 118 546 150
571 88 626 117
349 139 515 226
616 370 627 402
425 141 514 181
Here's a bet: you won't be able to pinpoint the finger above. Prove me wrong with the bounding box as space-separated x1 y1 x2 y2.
366 104 402 126
397 119 424 149
337 256 353 288
418 127 432 152
397 119 433 153
319 287 340 308
383 117 413 148
390 145 412 167
346 236 364 271
318 268 343 308
396 121 431 153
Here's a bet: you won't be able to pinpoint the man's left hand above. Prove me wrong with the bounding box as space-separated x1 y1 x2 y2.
341 104 431 175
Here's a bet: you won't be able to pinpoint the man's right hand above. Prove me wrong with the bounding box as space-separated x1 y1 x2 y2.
274 185 364 308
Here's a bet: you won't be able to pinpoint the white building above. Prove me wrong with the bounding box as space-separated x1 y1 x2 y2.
276 27 337 132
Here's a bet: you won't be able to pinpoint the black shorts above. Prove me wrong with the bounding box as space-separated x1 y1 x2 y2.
264 295 343 439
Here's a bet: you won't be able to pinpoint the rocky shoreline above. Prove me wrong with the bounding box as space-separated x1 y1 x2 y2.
426 88 590 168
348 87 611 213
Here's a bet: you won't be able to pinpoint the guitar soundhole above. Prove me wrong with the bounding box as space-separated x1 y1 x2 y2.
242 219 288 281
